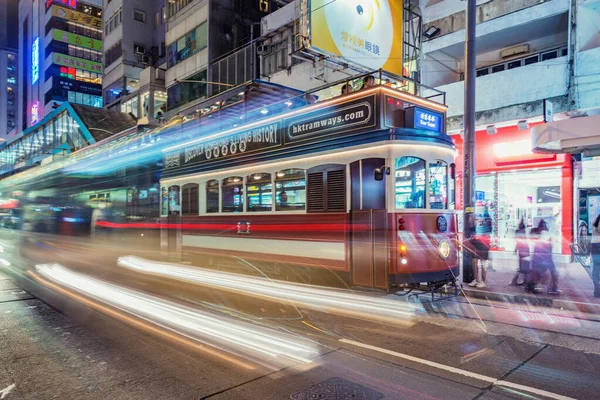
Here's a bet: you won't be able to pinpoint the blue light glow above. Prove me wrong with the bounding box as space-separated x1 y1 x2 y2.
32 37 39 85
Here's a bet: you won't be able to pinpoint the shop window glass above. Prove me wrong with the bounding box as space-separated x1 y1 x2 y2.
429 161 448 209
141 91 150 117
246 173 272 212
222 177 243 212
275 169 306 211
206 179 219 213
395 157 425 209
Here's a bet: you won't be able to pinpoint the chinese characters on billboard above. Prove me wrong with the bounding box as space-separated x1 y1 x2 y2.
309 0 403 76
54 54 103 74
52 29 102 51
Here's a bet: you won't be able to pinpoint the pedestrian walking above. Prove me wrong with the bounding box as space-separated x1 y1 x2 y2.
466 234 490 289
529 219 560 295
591 214 600 297
510 219 530 286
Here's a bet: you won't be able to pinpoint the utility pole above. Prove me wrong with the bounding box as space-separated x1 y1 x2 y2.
462 0 477 283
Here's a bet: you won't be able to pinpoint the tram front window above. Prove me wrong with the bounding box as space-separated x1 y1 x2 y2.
275 169 306 211
395 157 425 209
222 177 243 212
247 173 272 212
429 161 448 209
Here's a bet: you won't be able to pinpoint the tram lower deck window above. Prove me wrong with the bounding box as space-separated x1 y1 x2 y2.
206 180 219 213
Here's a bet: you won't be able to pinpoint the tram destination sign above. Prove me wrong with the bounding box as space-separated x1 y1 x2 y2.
164 95 378 170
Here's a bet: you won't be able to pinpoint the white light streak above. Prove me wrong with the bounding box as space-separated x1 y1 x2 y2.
35 263 319 369
117 256 417 323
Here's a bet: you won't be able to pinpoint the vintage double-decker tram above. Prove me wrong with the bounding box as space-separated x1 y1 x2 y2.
159 77 459 291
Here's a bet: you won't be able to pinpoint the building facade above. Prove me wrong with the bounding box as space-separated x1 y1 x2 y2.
102 0 287 124
18 0 103 133
0 0 19 139
418 0 600 255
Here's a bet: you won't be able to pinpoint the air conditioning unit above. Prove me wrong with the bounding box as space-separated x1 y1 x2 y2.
501 44 529 59
256 45 271 55
141 54 150 64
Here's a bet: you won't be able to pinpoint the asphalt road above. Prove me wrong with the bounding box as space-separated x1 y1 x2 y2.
1 232 600 399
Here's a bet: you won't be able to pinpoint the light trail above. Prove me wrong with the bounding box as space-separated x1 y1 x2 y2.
117 256 417 324
32 263 320 370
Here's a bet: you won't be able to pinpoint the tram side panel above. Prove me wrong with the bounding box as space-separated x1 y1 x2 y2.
173 213 352 287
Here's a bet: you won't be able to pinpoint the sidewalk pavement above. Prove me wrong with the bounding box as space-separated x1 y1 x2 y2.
461 252 600 314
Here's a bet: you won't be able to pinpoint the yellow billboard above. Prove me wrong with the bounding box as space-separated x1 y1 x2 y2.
52 5 102 29
310 0 403 76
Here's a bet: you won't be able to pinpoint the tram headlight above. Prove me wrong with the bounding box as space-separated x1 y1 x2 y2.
438 240 451 259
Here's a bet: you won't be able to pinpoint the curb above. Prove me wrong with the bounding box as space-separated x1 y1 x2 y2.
461 287 600 315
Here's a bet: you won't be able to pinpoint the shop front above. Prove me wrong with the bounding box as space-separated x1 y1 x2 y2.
574 158 600 252
453 123 572 256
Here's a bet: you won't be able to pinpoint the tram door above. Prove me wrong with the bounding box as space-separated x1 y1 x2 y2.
350 158 388 289
165 185 182 255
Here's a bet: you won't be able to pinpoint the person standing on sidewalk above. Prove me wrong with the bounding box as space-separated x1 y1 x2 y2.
511 219 530 286
591 214 600 297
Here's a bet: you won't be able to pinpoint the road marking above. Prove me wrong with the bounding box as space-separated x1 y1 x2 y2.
339 339 575 400
0 384 15 399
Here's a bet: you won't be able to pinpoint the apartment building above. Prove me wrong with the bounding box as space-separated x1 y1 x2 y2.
18 0 103 132
0 0 19 139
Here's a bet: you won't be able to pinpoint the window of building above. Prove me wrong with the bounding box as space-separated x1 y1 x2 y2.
169 0 191 18
275 169 306 211
206 180 219 213
166 21 208 68
541 50 558 61
104 41 123 67
524 55 539 65
429 161 448 209
167 69 207 110
120 96 139 118
162 6 167 23
104 7 122 36
222 177 243 212
491 64 505 73
154 91 167 119
395 157 425 209
181 183 199 215
155 12 160 29
263 41 290 76
246 173 272 212
306 165 345 213
508 60 521 70
134 10 146 23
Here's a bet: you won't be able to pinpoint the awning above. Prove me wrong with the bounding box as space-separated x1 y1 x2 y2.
532 114 600 155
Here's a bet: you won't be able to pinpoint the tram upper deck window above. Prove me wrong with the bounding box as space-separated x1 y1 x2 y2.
247 173 272 212
222 177 244 213
395 157 425 209
275 169 306 211
206 180 219 213
429 161 448 209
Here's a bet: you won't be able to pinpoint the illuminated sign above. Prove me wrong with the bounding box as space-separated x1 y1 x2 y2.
493 140 533 158
53 54 103 74
52 29 102 50
31 37 39 84
31 102 40 126
46 0 77 9
310 0 403 76
52 5 102 28
414 108 442 132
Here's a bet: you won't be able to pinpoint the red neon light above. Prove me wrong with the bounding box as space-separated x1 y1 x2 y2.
95 221 372 232
68 67 76 76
